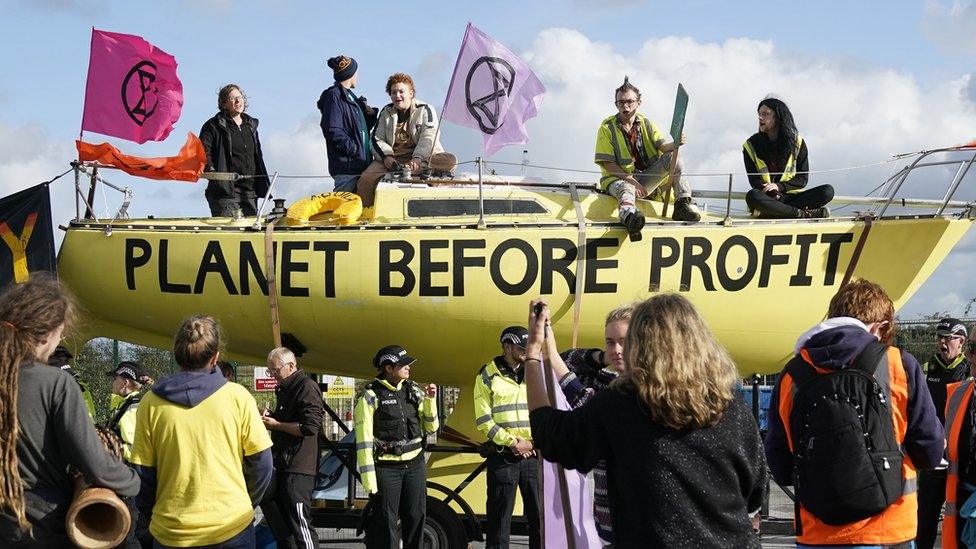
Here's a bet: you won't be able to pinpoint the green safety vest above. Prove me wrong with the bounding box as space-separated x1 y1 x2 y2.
742 135 805 191
473 359 531 446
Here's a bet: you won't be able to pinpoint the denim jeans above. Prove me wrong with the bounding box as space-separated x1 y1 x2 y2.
332 175 359 193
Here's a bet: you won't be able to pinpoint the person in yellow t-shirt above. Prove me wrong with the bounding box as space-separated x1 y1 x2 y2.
130 316 273 548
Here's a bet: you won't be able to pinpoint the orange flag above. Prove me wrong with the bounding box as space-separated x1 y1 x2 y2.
76 132 205 182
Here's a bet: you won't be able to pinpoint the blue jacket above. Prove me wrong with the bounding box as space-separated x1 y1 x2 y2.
316 84 377 176
764 318 945 487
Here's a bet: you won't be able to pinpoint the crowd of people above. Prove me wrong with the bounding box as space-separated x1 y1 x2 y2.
199 54 834 235
4 273 971 548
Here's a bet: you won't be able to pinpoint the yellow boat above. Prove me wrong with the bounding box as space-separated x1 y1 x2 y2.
57 147 976 544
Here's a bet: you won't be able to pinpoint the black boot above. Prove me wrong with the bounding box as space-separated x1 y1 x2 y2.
672 197 701 222
621 209 645 240
800 206 830 219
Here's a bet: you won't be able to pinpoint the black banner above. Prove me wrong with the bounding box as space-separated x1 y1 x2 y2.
0 183 56 288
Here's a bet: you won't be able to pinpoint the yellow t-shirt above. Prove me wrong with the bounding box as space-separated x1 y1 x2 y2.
130 383 272 546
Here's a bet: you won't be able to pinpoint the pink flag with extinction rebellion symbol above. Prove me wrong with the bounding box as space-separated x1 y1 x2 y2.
442 23 546 156
81 29 183 144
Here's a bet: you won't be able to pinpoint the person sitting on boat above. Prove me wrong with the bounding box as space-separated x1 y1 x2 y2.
594 76 700 238
317 55 377 195
356 73 457 208
743 96 833 218
200 84 271 217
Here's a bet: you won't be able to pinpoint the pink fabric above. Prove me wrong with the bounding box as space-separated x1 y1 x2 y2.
442 23 545 157
540 359 602 547
82 29 183 144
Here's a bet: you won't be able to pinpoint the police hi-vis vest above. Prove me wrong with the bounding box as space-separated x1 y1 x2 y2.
107 391 141 461
354 378 439 495
593 113 667 190
944 379 975 549
473 359 531 447
742 135 805 190
776 346 918 545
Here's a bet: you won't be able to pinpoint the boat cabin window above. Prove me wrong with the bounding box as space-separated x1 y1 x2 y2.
406 198 548 218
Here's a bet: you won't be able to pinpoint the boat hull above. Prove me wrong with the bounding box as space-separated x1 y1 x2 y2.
59 214 971 382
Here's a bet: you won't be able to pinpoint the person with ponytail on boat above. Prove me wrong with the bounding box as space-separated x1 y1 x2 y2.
130 315 273 547
200 84 271 217
595 76 701 239
743 96 834 219
0 275 140 546
356 72 457 208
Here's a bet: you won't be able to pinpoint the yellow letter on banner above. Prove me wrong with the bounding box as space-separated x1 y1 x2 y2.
0 212 38 283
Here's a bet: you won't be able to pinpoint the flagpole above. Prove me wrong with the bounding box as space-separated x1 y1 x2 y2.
426 23 472 168
79 27 96 143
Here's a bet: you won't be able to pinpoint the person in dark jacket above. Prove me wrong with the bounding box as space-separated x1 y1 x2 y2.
917 318 971 549
200 83 270 217
317 55 377 193
0 276 140 546
765 279 944 547
260 347 324 549
525 296 766 549
742 96 833 218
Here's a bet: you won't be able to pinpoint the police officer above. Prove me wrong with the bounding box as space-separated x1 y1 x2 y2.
49 345 96 418
474 327 541 549
105 360 149 461
354 345 438 549
918 318 972 549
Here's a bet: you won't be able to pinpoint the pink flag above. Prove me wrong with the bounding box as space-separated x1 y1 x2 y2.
540 360 602 548
81 29 183 144
442 23 545 157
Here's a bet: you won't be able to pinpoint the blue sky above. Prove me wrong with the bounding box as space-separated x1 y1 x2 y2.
2 0 976 318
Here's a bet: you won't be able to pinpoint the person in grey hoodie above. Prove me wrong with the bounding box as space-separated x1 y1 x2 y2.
0 276 140 546
130 315 273 548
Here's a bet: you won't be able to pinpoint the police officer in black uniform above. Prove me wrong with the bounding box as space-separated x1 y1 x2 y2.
917 317 972 549
354 345 439 549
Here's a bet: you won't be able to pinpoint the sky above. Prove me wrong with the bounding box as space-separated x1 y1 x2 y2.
2 0 976 319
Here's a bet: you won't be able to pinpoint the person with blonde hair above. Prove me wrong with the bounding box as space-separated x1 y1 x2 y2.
765 279 943 547
544 303 633 544
525 295 765 547
130 315 273 547
0 276 139 545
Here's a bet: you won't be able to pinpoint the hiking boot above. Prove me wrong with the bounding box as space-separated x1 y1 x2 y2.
621 209 645 238
801 206 830 219
672 197 701 222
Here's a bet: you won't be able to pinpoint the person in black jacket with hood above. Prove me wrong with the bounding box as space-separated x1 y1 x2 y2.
200 84 270 217
317 55 377 193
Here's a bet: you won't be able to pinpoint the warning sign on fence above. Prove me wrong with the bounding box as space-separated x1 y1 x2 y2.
325 376 354 398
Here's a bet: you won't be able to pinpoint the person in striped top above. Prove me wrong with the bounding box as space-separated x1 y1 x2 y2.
548 304 634 545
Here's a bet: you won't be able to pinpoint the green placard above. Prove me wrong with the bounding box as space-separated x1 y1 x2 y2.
669 83 689 143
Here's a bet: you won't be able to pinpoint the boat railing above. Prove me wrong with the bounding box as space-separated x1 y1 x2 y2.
70 145 976 226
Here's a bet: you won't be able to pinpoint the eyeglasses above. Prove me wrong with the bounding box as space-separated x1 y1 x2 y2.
938 334 965 341
615 99 637 107
758 110 775 119
228 96 246 103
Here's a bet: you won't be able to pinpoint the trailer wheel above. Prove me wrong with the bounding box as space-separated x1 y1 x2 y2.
423 496 467 549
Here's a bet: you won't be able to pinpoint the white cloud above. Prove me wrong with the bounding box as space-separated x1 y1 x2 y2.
923 0 976 55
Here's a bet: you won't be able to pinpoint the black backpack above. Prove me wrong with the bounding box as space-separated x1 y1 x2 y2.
786 340 904 526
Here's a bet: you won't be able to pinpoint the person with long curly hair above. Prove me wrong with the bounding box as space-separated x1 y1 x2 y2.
0 276 139 545
525 295 766 548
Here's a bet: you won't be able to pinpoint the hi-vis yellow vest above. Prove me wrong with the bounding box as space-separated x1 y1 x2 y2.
594 113 666 190
743 135 804 191
473 359 531 446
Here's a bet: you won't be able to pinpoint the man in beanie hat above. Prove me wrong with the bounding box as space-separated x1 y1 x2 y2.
917 317 972 549
317 55 378 193
473 326 541 549
354 345 437 549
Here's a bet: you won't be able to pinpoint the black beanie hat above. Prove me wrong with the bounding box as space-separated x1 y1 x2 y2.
328 55 358 83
